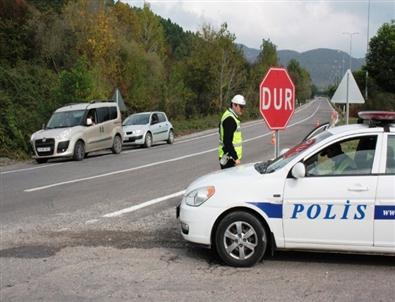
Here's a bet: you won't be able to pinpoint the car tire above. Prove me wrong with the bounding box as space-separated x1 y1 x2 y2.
73 140 85 161
144 132 152 148
215 211 267 267
35 158 48 164
167 129 174 144
112 135 122 154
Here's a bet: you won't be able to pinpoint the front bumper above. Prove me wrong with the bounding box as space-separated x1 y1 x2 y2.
123 135 144 144
178 202 222 246
31 139 73 159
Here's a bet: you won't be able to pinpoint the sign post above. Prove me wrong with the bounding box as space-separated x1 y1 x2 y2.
259 67 295 157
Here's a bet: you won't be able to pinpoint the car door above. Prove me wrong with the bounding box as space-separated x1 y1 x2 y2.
96 106 112 148
149 113 161 142
283 135 379 249
374 134 395 248
83 109 102 151
157 112 169 140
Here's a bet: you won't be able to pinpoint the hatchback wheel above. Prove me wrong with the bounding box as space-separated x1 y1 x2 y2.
215 211 267 267
167 129 174 144
144 132 152 148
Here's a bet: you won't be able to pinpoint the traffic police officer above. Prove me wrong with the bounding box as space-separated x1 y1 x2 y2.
218 94 246 169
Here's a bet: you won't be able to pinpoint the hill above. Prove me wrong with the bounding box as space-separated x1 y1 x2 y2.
241 45 365 89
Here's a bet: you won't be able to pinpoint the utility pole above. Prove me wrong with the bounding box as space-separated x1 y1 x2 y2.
365 0 371 101
342 32 359 124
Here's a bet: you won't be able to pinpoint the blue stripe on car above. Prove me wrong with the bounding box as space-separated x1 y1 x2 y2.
248 202 282 218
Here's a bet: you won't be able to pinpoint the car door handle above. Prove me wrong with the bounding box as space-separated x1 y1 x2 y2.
347 185 369 192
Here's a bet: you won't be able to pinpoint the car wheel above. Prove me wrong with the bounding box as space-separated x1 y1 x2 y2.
167 129 174 144
215 211 267 267
73 140 85 161
112 135 122 154
35 158 48 164
144 132 152 148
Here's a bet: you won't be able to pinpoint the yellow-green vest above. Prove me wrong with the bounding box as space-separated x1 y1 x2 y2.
218 109 243 159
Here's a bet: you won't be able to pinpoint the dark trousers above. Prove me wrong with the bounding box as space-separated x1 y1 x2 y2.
220 159 235 169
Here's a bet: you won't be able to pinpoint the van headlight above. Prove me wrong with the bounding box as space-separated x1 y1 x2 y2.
183 186 215 207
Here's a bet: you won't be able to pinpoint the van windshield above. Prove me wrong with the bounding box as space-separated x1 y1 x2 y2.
123 113 150 126
46 110 85 129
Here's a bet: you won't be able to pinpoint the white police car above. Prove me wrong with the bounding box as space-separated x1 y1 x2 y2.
178 111 395 267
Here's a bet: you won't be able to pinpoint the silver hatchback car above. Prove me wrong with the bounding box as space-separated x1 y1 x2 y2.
122 111 174 148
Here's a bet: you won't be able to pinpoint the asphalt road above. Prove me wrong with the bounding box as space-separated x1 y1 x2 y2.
1 98 394 302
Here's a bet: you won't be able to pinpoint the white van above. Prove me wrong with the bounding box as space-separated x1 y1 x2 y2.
30 101 123 163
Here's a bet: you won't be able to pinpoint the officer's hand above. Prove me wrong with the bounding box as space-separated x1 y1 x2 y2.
235 159 241 165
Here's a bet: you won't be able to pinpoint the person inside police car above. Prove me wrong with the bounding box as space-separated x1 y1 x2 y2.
321 143 356 174
218 94 246 169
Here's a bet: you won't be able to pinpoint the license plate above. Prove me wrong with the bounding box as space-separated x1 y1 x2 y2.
37 147 51 152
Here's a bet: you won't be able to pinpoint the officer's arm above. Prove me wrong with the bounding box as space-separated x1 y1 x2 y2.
222 117 238 160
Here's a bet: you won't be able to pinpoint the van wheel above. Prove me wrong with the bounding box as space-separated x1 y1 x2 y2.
167 129 174 144
73 140 85 161
36 158 48 164
215 211 267 267
112 135 122 154
144 132 152 148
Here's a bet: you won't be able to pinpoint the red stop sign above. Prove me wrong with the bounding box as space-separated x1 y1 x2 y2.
259 67 295 130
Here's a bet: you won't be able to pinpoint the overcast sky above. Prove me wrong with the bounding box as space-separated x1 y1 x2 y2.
122 0 394 58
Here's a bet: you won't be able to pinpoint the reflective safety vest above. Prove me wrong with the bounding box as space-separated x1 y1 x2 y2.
218 109 243 160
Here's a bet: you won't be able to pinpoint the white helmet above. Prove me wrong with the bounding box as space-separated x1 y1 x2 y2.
231 94 246 106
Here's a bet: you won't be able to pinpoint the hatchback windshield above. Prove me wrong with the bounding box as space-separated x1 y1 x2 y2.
123 113 150 126
46 110 85 129
255 131 332 174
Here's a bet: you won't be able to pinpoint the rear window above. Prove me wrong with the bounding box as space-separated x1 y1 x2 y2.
158 113 167 123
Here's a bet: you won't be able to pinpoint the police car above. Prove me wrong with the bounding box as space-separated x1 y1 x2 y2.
178 111 395 267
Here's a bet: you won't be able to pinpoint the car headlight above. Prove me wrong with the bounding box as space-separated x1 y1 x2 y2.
183 186 215 207
135 129 142 135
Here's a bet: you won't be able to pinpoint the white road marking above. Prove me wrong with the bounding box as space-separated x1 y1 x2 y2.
0 162 66 175
85 219 100 224
24 101 322 193
102 190 185 218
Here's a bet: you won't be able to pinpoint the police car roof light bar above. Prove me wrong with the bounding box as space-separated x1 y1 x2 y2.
357 111 395 132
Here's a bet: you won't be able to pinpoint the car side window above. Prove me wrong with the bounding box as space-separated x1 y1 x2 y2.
158 113 166 123
97 107 110 123
151 113 159 125
386 136 395 174
109 107 118 120
304 135 377 176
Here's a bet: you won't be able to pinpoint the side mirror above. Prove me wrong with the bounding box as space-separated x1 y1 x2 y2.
86 118 93 126
291 162 306 179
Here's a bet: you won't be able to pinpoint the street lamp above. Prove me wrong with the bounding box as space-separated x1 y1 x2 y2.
342 32 359 124
343 32 359 70
365 0 371 100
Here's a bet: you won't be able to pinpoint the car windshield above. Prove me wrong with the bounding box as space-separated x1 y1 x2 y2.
46 110 85 129
255 131 332 174
123 113 150 126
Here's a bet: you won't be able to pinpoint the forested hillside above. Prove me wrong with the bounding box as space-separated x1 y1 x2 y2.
0 0 314 159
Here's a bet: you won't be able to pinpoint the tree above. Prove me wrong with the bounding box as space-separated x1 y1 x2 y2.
287 59 312 103
57 57 93 103
366 21 395 93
